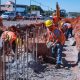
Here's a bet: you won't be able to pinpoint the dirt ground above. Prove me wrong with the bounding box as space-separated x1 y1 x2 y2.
0 37 80 80
27 37 80 80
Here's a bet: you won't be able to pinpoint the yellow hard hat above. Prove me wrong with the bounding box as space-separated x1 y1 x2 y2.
45 20 53 28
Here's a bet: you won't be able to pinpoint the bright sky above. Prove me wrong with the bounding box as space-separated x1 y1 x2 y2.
1 0 80 12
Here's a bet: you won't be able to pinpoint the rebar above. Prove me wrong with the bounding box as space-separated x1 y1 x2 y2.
35 27 38 62
15 41 18 80
2 40 6 80
26 28 29 80
1 23 46 80
32 27 35 60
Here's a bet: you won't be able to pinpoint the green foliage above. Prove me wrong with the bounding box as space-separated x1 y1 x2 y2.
68 12 80 17
27 5 44 13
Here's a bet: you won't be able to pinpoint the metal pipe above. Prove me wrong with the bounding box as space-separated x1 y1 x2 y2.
35 38 38 62
32 27 35 60
8 55 10 80
35 27 38 62
23 45 25 79
8 43 11 80
2 40 6 80
23 32 26 80
26 28 29 80
15 41 18 80
20 36 23 68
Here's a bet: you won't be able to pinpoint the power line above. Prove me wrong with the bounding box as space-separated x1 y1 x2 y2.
31 0 53 11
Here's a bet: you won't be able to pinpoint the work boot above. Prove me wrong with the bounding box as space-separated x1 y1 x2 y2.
55 64 62 69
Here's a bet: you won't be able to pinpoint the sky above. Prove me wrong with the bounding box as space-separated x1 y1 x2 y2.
1 0 80 12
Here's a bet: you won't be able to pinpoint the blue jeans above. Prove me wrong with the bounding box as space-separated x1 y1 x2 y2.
65 28 72 39
50 43 63 64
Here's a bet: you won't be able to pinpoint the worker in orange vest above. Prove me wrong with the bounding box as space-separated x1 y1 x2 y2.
1 26 17 53
62 21 73 39
52 13 61 28
45 20 66 69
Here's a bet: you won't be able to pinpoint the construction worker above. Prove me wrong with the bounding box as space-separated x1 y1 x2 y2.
62 21 73 39
45 20 66 69
52 13 61 27
1 26 17 54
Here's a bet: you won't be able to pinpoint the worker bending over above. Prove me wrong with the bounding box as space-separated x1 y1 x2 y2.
63 21 73 39
45 20 66 69
1 26 17 54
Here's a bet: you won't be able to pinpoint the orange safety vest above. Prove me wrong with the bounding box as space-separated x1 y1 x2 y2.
53 16 58 24
1 31 17 43
47 28 54 42
48 26 66 45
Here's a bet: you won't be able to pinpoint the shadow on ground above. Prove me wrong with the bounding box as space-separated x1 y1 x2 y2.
62 58 78 69
28 61 47 74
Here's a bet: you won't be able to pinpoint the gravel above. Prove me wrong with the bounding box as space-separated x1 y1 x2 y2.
2 37 80 80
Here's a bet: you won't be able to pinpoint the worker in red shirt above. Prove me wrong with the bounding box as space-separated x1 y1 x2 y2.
45 20 66 69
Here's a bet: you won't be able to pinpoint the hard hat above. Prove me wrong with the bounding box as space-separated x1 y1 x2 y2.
45 20 53 28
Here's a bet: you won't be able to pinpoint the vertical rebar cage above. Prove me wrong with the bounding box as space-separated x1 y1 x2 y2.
0 23 47 80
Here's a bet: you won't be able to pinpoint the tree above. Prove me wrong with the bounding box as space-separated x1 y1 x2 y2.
27 5 44 14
